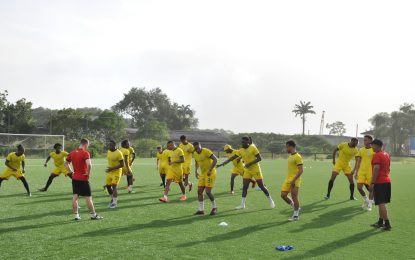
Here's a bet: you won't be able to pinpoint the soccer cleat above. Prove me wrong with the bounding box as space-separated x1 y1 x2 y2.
74 216 81 221
27 192 32 197
269 199 276 209
38 188 47 192
109 203 117 209
235 205 246 210
180 195 187 201
230 190 235 195
210 208 218 216
367 205 373 211
361 201 368 209
350 197 357 201
159 197 168 203
324 195 330 200
381 225 392 231
90 214 103 220
370 222 384 228
194 210 205 215
189 182 193 192
288 215 299 221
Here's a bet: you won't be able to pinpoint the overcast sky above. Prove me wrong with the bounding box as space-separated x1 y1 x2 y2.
1 0 414 136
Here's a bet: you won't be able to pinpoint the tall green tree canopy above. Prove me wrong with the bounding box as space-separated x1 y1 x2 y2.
326 121 346 136
112 87 198 130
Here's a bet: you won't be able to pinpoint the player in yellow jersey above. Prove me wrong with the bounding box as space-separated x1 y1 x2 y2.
325 138 359 200
39 143 70 192
121 140 135 193
193 142 218 216
159 141 187 202
354 135 375 210
0 145 31 196
218 144 255 195
105 140 124 209
179 135 194 192
221 137 275 210
281 140 304 221
156 145 170 188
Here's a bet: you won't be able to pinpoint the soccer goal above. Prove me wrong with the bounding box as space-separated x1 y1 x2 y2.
0 133 65 158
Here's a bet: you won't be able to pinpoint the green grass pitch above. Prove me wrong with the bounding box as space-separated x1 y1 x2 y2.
0 158 414 259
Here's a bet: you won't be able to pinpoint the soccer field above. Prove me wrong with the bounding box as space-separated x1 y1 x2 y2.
0 158 414 259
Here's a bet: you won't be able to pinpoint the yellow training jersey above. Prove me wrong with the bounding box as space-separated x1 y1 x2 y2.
169 147 184 171
157 150 170 167
337 142 358 165
227 149 244 169
119 148 130 170
239 145 261 173
6 152 25 170
357 147 375 174
107 149 124 174
194 148 217 175
49 151 69 167
179 143 194 164
128 147 135 164
287 152 303 178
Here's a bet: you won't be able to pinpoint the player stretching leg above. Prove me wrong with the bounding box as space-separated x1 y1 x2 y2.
0 145 31 196
325 138 359 200
39 143 70 192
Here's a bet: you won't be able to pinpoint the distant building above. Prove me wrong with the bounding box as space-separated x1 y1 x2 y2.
169 130 230 151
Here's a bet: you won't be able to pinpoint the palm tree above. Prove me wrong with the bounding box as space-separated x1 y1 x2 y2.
292 101 316 135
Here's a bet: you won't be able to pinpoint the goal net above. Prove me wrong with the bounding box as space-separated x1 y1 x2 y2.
0 133 65 159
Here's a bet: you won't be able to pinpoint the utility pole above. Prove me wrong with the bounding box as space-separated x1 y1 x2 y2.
319 111 325 135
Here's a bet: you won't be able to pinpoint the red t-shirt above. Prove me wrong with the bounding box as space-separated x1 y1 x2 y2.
371 151 391 184
66 149 91 181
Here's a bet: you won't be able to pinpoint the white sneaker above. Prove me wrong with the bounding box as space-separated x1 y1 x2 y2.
269 199 276 209
109 203 117 209
361 201 368 209
235 205 246 210
288 215 299 221
74 216 81 221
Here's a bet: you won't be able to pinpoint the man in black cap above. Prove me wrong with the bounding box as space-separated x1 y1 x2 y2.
370 139 392 231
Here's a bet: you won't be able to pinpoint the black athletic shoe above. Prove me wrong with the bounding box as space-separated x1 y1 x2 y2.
381 225 392 231
38 188 47 192
350 197 357 201
370 222 384 228
324 195 330 200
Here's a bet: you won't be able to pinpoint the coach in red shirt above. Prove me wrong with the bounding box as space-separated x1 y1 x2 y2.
65 138 102 221
370 139 391 231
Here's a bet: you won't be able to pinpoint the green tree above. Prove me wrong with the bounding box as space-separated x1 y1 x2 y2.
136 120 169 142
92 110 127 142
6 98 35 134
326 121 346 136
112 87 198 130
48 108 86 139
292 101 316 135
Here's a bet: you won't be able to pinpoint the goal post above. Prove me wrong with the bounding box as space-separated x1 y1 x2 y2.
0 133 65 159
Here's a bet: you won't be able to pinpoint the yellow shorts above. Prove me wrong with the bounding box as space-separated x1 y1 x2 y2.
333 162 352 175
198 173 216 188
159 165 169 175
232 167 245 176
281 177 302 192
182 163 192 175
243 170 263 180
52 166 69 176
1 169 24 180
167 168 183 183
106 172 122 186
122 168 132 176
357 171 372 184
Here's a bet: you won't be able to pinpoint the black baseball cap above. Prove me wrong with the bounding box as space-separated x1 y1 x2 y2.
371 139 383 146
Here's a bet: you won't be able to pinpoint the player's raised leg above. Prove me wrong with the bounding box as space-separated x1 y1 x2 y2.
0 145 31 196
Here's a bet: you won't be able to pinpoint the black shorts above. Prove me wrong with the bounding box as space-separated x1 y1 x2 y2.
72 180 92 197
374 182 391 205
